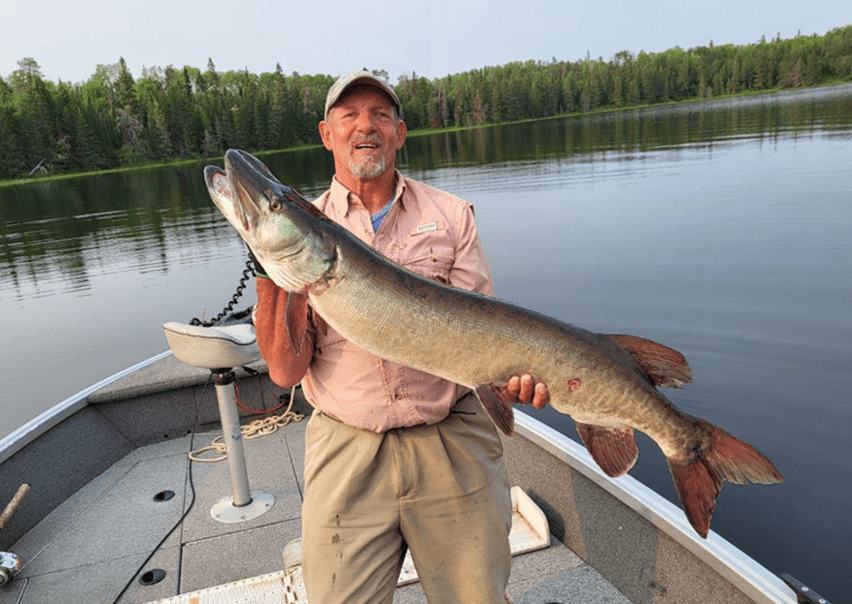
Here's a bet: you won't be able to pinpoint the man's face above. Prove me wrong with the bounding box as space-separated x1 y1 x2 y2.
320 86 407 182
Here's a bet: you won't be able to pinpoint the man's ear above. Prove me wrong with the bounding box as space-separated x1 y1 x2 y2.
395 120 408 150
319 120 334 151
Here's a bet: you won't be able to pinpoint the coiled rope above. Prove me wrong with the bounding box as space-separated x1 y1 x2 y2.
189 385 304 462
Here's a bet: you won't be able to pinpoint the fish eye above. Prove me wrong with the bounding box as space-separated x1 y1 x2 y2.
270 198 283 212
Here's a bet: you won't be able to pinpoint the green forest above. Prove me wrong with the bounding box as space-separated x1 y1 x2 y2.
2 25 851 181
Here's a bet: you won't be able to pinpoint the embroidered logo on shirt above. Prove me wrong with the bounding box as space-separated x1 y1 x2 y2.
416 222 438 234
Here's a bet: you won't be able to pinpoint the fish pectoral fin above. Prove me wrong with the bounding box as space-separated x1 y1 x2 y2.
574 422 639 477
284 292 309 357
472 384 515 436
608 334 693 388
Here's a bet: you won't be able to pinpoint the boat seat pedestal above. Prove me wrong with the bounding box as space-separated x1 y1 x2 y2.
163 321 274 523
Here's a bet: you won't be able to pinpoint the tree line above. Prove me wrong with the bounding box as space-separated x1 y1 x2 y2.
1 25 850 180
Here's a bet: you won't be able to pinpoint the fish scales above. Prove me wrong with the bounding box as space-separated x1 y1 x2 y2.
323 239 640 420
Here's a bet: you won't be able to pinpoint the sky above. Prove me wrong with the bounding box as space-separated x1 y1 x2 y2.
1 0 849 85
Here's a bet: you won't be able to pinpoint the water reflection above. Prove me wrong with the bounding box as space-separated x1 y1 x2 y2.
401 83 852 172
2 85 851 301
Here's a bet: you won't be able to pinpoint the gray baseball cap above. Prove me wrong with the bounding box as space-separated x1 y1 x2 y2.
324 71 402 120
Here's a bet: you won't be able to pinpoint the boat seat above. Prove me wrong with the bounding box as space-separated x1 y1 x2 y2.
163 321 262 370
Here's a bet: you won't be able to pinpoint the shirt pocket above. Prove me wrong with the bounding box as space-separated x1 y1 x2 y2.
402 221 454 284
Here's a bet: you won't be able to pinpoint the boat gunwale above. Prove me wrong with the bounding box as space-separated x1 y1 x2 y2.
513 410 797 604
0 351 172 466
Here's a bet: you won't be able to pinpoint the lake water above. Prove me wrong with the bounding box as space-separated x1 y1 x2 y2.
2 84 851 602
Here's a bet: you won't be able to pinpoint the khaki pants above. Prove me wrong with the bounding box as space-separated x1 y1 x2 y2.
302 393 512 604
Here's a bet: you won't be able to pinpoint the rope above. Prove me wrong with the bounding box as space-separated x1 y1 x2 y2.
234 380 290 415
189 386 304 462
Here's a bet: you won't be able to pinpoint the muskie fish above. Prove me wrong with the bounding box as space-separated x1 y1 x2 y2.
205 149 783 538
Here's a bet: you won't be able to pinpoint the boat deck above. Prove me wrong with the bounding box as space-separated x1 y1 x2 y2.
0 390 629 604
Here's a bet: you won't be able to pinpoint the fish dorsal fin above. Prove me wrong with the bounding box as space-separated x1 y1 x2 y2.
574 422 638 477
608 334 693 389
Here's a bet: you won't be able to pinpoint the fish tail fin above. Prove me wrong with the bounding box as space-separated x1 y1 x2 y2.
667 422 784 538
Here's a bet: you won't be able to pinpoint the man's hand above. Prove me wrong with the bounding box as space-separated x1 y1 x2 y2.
501 374 549 410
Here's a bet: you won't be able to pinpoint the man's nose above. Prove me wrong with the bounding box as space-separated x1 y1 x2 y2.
353 111 377 132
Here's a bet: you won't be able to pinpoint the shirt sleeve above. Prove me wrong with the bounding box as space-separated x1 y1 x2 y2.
254 277 315 387
448 202 494 296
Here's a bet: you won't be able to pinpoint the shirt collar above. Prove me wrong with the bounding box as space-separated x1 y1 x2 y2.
328 170 408 217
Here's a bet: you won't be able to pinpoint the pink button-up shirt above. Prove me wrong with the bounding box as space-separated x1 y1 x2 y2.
267 171 493 433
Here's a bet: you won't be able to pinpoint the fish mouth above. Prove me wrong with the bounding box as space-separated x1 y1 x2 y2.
206 149 331 238
204 151 269 232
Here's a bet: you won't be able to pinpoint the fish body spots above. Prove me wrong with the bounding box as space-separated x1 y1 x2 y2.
567 379 582 392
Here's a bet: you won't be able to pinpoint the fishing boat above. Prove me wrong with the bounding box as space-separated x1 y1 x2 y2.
0 313 827 604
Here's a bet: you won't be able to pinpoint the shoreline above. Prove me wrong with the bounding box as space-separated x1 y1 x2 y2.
2 80 850 190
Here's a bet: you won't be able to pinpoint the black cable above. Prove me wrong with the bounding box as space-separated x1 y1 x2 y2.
110 376 210 604
190 248 254 327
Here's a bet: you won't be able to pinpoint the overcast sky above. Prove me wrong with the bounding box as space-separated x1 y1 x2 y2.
1 0 848 84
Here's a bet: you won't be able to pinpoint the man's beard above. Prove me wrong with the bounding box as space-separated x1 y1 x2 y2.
348 153 386 179
348 134 388 179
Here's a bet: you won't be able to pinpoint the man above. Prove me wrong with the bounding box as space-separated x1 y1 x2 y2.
253 71 549 604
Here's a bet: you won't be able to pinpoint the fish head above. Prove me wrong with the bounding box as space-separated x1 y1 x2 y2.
204 149 336 292
205 149 303 249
